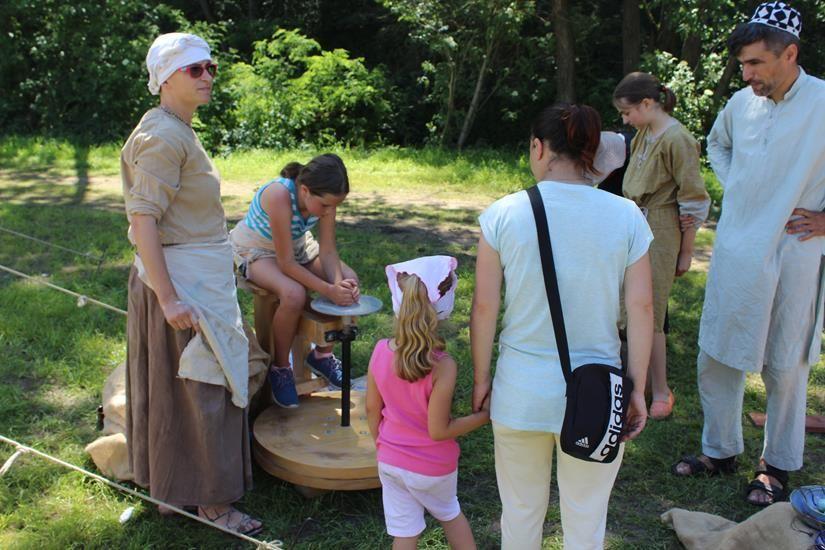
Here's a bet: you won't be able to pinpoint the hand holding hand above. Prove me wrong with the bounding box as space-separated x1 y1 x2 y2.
786 208 825 241
621 390 647 442
675 250 693 277
472 378 491 413
161 299 200 332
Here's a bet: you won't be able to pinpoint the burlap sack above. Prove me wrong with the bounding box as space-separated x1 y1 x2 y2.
662 503 815 549
102 362 127 435
85 433 133 481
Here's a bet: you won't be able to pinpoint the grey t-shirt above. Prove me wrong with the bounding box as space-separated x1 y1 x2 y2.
479 181 652 433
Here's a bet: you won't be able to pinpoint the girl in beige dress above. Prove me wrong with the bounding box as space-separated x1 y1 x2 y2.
613 72 711 420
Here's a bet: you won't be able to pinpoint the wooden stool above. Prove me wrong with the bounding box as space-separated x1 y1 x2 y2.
236 276 350 396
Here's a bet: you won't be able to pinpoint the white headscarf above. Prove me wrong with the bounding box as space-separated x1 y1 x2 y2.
386 256 458 320
145 33 212 95
588 131 627 185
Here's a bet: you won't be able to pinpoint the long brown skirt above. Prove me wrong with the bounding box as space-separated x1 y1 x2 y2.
126 266 252 506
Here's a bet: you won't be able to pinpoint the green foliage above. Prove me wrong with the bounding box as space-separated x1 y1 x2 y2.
641 50 723 143
198 29 394 152
381 0 536 147
0 0 185 141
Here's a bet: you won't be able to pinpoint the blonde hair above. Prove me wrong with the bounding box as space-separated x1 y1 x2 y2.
393 274 445 382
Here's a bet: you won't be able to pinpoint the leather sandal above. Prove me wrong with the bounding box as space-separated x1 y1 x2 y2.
746 463 788 507
199 507 264 536
671 454 737 477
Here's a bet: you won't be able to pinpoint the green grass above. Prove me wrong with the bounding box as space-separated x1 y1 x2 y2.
0 137 823 549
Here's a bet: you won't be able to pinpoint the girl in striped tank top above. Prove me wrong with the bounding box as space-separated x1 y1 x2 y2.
230 153 359 408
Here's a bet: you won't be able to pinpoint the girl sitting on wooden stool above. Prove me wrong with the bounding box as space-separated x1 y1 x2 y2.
230 154 359 408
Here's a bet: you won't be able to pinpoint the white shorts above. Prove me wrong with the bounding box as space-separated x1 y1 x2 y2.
378 462 461 538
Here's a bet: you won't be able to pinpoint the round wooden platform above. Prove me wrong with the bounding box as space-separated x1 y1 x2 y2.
252 390 380 490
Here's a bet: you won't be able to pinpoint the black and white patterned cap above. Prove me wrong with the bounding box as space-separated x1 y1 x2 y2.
750 2 802 37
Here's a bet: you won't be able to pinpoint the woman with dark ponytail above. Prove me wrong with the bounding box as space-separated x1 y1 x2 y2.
471 103 653 549
613 72 710 420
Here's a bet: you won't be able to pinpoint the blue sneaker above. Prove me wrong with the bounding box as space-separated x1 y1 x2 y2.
269 366 299 408
305 353 344 388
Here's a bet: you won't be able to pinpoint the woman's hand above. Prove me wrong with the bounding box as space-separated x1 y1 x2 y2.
160 299 200 331
472 377 491 413
621 390 647 442
675 250 693 277
327 281 357 306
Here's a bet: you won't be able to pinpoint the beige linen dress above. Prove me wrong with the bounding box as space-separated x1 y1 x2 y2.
623 123 709 332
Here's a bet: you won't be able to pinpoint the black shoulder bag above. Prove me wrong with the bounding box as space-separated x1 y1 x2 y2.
527 185 633 463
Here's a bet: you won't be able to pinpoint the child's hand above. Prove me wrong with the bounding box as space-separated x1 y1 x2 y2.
328 281 357 306
340 278 360 302
675 250 692 277
679 214 697 232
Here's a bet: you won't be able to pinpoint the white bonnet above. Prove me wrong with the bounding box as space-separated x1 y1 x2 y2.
386 256 458 321
145 33 212 95
588 131 627 185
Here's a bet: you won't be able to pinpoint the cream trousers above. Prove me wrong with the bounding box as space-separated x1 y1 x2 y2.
493 422 624 550
698 349 811 470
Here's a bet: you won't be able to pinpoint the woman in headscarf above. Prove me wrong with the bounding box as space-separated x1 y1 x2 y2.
121 33 262 535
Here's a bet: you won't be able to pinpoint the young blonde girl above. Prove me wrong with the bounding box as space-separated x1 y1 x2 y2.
230 153 359 408
613 72 711 419
366 261 489 550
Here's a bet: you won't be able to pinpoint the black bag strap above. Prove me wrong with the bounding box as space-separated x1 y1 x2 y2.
527 185 573 383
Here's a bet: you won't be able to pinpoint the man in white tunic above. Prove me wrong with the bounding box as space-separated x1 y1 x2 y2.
672 2 825 507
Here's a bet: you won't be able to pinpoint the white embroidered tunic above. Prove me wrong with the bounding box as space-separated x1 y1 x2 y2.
700 68 825 372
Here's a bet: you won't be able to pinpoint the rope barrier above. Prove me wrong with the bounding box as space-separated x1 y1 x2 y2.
0 225 104 264
0 263 127 316
0 435 283 549
0 235 280 548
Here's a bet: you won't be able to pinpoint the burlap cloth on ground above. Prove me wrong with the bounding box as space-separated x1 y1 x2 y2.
86 320 268 480
662 503 817 549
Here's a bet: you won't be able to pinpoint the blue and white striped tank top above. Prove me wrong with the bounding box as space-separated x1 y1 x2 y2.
243 177 319 241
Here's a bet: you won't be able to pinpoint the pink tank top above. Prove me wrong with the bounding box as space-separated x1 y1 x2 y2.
369 339 460 476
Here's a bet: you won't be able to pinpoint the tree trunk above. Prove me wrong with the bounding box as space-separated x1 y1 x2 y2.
457 41 494 151
622 0 641 74
439 61 457 147
198 0 214 22
705 55 739 132
681 33 702 71
552 0 575 102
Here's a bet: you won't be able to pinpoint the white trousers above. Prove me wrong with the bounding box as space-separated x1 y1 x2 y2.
493 422 624 550
698 349 811 470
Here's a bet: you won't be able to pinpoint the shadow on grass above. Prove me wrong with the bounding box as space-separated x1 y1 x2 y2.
0 169 823 549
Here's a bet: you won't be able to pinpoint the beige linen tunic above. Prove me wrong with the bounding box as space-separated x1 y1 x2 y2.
121 108 227 245
623 123 709 332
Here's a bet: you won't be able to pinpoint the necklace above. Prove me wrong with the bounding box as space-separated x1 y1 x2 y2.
159 105 191 127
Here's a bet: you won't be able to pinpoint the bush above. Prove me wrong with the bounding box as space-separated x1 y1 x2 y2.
198 29 395 152
640 50 723 145
0 0 185 142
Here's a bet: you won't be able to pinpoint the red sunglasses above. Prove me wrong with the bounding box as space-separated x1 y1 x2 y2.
177 62 217 79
